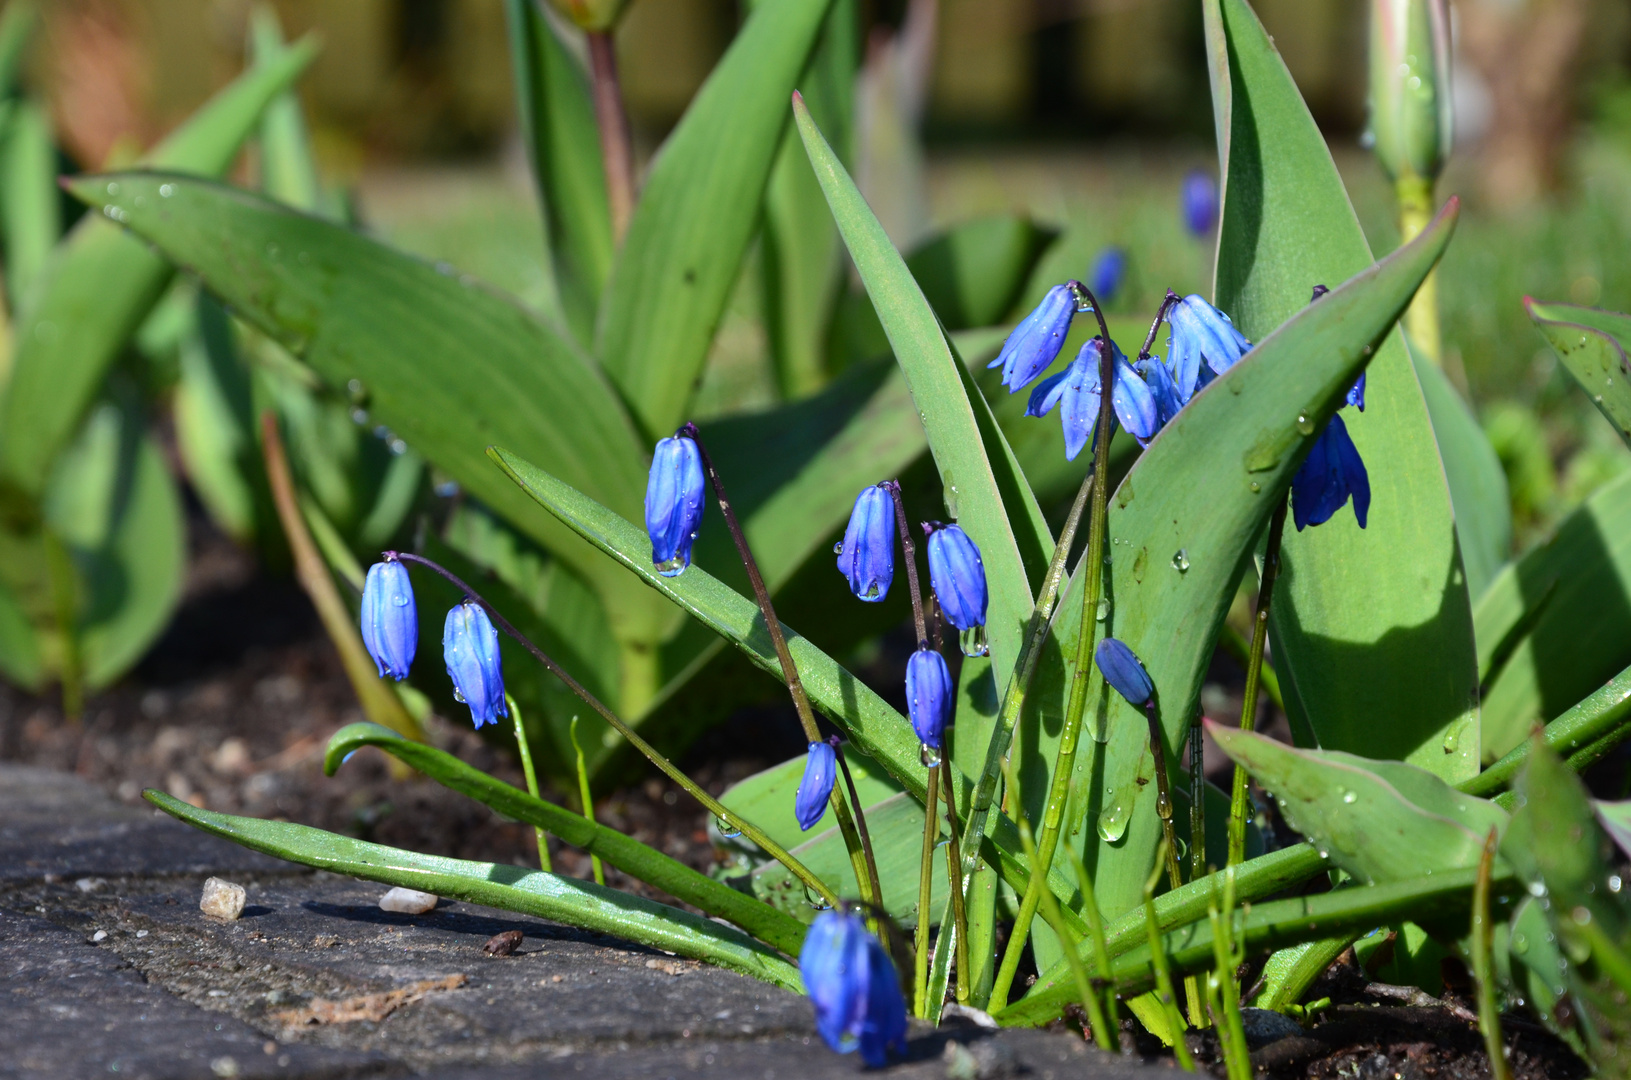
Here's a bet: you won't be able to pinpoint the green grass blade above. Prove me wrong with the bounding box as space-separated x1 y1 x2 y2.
249 6 322 214
0 1 37 100
597 0 835 437
144 789 803 992
324 721 807 957
1205 0 1479 783
0 101 59 307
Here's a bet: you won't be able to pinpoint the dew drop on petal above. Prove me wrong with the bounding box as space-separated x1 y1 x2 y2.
959 625 988 657
919 743 942 769
833 541 844 555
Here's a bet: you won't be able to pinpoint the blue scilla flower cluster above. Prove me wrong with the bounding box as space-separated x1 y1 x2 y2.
360 555 509 728
799 908 908 1066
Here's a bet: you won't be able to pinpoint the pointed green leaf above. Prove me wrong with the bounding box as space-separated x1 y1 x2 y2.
249 6 322 214
0 1 36 101
597 0 836 436
1417 358 1511 599
1527 299 1631 449
0 100 59 307
145 790 803 991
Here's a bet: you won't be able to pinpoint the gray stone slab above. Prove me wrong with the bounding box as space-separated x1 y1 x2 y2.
0 764 288 882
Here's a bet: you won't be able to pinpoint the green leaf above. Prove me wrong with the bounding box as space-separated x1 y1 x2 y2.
1527 299 1631 449
1210 724 1506 887
68 174 670 655
0 100 59 307
1205 0 1479 782
174 295 260 541
323 722 807 957
504 0 610 345
0 1 37 100
0 40 318 499
145 789 803 991
249 6 322 214
1476 470 1631 760
794 94 1053 697
597 0 836 437
1418 359 1511 600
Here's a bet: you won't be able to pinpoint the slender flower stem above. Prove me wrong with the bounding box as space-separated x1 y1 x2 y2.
914 763 941 1017
1145 701 1183 892
1139 292 1182 360
885 480 928 647
385 550 843 910
680 424 879 908
1189 710 1205 882
1143 843 1195 1071
1228 499 1289 866
1064 845 1120 1039
1216 625 1284 713
570 715 604 885
1472 827 1512 1080
939 755 970 1004
586 29 634 244
1208 869 1251 1079
505 694 551 872
833 740 882 908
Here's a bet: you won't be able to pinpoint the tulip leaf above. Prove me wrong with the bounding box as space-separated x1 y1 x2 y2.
0 99 59 307
1528 300 1631 449
0 40 318 500
144 790 803 991
596 0 836 437
0 1 36 100
1204 0 1479 782
1417 358 1511 600
1476 470 1631 761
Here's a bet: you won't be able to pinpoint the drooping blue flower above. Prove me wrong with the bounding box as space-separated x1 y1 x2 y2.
1167 294 1252 401
1089 247 1126 304
1138 354 1185 428
837 485 895 602
923 523 986 632
988 282 1081 393
1095 637 1154 708
905 647 953 750
795 741 836 831
1347 372 1367 411
645 434 707 577
1181 169 1219 236
1291 412 1371 531
1027 337 1153 459
1111 351 1160 445
360 558 416 680
799 909 908 1067
443 600 507 728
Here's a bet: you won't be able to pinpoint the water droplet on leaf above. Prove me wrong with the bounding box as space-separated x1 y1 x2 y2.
1171 549 1189 573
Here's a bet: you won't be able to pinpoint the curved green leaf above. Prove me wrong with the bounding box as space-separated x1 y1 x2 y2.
1418 359 1511 599
597 0 836 436
0 100 59 307
1527 300 1631 448
145 790 803 992
1205 0 1479 781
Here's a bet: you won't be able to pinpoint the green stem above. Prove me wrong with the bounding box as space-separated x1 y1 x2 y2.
1208 869 1252 1080
43 530 81 722
586 29 634 245
1217 625 1283 713
506 694 551 872
834 740 883 911
1464 659 1631 801
1189 709 1205 881
570 715 603 886
1229 500 1288 865
939 754 970 1004
1144 843 1195 1071
914 764 940 1016
1064 845 1120 1038
1396 175 1440 366
1472 827 1511 1080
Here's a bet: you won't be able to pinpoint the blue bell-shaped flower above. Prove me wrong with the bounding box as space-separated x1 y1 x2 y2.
1095 637 1154 708
1347 372 1367 411
1291 413 1371 531
645 434 707 577
988 282 1081 394
443 600 507 728
1089 247 1126 305
1028 337 1150 460
1182 169 1219 236
799 909 908 1067
837 484 895 602
360 557 416 680
1167 294 1252 401
1138 354 1185 428
906 647 953 750
795 741 837 831
1111 351 1160 445
923 522 987 633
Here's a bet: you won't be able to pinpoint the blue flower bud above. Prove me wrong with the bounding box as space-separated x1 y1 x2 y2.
443 600 507 728
922 522 986 632
360 558 416 680
1167 294 1252 401
645 434 707 577
1138 355 1185 428
795 741 837 831
906 647 953 750
1181 169 1219 236
1095 637 1154 708
1291 413 1371 531
988 282 1080 393
837 484 895 602
799 909 908 1067
1346 372 1366 412
1089 248 1126 305
1111 351 1160 444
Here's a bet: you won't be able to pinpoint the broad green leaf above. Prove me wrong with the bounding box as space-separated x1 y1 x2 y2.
1417 358 1510 599
174 295 259 541
0 1 36 100
1527 300 1631 449
1476 470 1631 760
324 722 807 957
718 749 904 854
795 94 1053 697
1017 208 1458 926
0 100 59 308
597 0 836 437
504 0 610 345
70 175 669 656
145 790 803 991
249 5 321 214
0 40 318 499
1205 0 1479 781
1210 725 1506 887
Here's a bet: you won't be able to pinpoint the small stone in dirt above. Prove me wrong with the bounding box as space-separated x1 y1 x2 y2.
1239 1006 1304 1048
484 930 523 956
91 929 107 942
200 877 247 920
75 876 107 894
379 887 438 914
942 1037 1018 1079
645 958 690 976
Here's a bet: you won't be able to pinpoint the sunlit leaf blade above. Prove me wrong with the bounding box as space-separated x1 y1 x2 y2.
249 6 321 213
67 173 668 649
0 1 36 100
1476 470 1631 760
0 40 318 499
1205 0 1479 781
504 0 610 345
0 101 58 308
597 0 836 437
795 93 1053 695
1528 299 1631 449
145 789 803 991
1417 359 1511 600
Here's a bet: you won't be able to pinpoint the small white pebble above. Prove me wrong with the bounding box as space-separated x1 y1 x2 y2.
136 930 148 938
379 887 438 914
91 930 107 942
200 877 247 921
74 877 106 894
